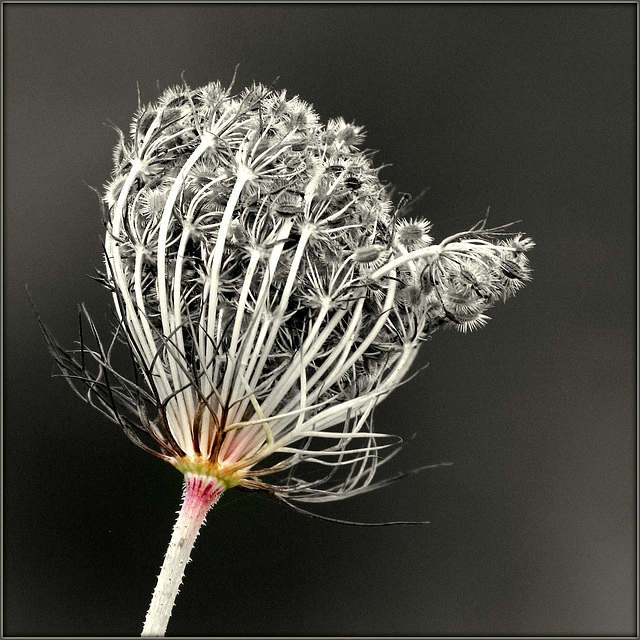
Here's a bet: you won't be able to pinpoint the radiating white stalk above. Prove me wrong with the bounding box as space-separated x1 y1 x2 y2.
370 245 440 280
245 224 314 394
106 167 179 420
258 305 342 419
220 219 294 425
246 341 419 472
133 248 174 397
155 136 215 450
201 167 252 403
219 250 261 405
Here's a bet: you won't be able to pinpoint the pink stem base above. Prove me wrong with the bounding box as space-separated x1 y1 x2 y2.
141 473 225 637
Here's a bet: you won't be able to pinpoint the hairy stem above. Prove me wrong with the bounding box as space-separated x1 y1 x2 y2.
142 474 225 637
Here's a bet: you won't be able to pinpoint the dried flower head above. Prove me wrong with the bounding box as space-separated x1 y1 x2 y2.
45 78 535 500
41 78 533 636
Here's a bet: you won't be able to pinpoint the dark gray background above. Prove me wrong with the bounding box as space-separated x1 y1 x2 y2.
4 3 636 637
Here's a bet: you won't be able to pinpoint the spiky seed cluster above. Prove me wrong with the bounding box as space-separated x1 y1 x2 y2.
53 81 532 503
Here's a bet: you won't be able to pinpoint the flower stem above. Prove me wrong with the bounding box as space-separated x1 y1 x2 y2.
142 473 225 637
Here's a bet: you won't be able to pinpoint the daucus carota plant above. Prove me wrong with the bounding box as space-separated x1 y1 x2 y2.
41 79 533 636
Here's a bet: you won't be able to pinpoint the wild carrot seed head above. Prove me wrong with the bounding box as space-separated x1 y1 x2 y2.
44 80 533 503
